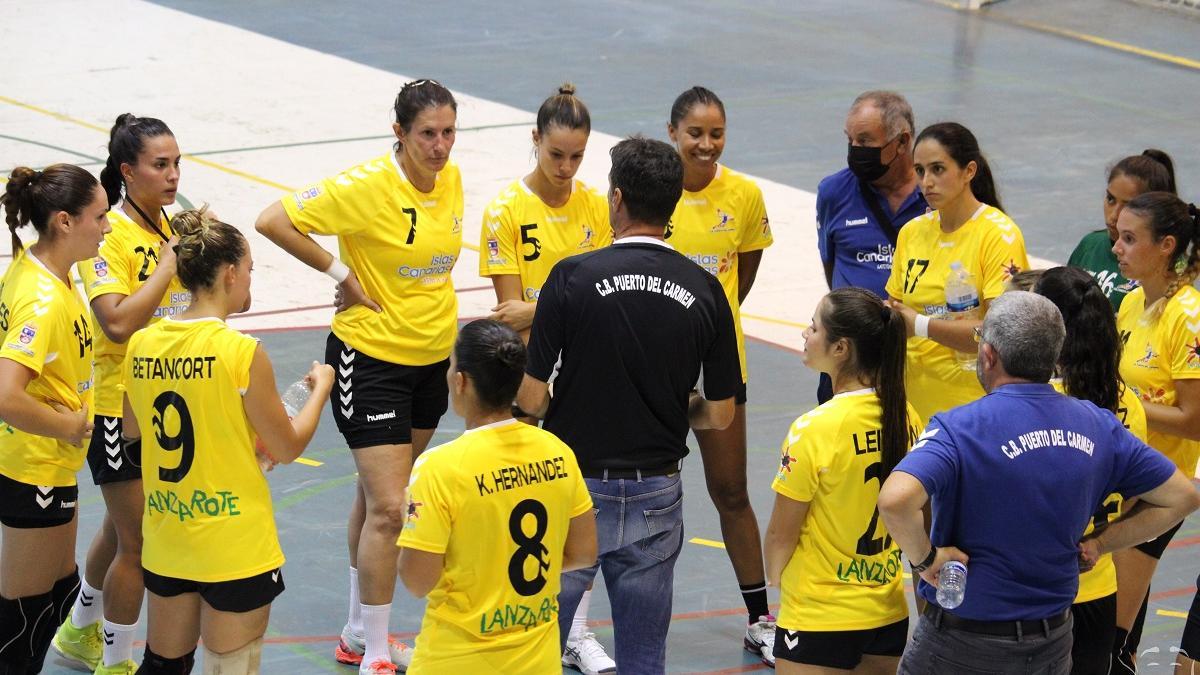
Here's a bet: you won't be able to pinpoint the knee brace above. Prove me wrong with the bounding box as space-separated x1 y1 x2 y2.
29 567 82 672
202 638 262 674
137 645 197 674
0 591 54 671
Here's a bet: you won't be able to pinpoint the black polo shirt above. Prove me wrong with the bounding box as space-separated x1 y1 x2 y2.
526 236 740 471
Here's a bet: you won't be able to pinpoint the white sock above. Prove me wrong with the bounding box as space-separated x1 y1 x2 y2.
101 619 136 667
569 589 591 642
69 578 103 628
360 603 391 667
347 567 363 635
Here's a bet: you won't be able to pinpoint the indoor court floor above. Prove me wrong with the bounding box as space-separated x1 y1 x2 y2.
3 0 1199 671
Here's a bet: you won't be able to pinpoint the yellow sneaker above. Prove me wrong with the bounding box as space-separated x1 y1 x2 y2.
51 617 102 671
94 659 138 675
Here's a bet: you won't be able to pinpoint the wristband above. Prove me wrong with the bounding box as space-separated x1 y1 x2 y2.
914 313 931 338
910 546 937 573
325 259 350 283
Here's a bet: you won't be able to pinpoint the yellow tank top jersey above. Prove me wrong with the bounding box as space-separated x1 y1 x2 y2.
125 317 283 582
1049 380 1146 603
282 153 464 366
399 420 592 674
666 165 773 382
0 252 94 486
1117 285 1200 476
76 208 190 417
771 389 923 632
885 205 1028 421
478 178 610 302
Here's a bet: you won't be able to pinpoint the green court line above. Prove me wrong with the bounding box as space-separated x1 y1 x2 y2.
182 121 535 158
263 627 343 673
277 471 359 510
0 133 104 162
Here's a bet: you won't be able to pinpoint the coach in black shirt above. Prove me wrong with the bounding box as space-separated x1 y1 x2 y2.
518 136 740 673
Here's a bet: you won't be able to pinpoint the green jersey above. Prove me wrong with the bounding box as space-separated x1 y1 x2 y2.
1068 230 1137 312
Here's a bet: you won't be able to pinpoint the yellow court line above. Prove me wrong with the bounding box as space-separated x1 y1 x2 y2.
294 457 324 467
923 2 1200 72
0 95 109 133
689 537 727 550
1158 609 1189 619
742 313 809 330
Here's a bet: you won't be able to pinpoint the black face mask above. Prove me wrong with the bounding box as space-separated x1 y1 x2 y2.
847 141 895 183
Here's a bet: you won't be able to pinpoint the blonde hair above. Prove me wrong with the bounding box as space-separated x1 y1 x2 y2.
171 206 246 291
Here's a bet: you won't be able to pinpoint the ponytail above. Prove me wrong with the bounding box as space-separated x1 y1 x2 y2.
915 122 1003 212
100 113 174 207
820 288 910 482
2 164 100 253
1034 267 1121 412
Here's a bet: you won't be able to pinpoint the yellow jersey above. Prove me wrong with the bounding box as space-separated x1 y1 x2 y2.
0 251 94 486
282 152 464 366
667 165 773 381
885 205 1028 421
772 389 923 631
125 317 284 581
1117 285 1200 476
76 209 190 417
1050 379 1146 603
399 419 592 674
478 178 610 301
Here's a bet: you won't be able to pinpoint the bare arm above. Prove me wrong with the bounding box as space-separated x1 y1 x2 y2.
255 201 380 313
878 471 968 586
1142 379 1200 441
488 274 536 333
516 375 550 419
736 249 764 305
398 548 444 598
885 297 987 354
91 236 180 343
242 350 334 464
1083 469 1200 559
688 392 734 430
562 510 598 572
0 359 90 445
764 493 808 587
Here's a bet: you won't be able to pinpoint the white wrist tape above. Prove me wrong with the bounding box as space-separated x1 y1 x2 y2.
324 259 350 283
914 314 931 338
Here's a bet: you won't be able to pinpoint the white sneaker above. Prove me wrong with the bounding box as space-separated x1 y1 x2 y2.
562 632 616 674
744 614 776 667
336 624 413 671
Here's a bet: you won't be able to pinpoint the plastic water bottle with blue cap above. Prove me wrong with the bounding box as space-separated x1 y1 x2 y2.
944 261 980 371
936 560 968 609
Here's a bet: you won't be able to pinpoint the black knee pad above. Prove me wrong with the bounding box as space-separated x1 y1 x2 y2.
136 645 196 674
0 591 54 671
29 568 82 672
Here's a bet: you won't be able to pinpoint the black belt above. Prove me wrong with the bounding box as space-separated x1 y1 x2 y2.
581 461 681 480
923 604 1068 638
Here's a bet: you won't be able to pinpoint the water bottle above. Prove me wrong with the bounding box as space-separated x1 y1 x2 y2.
936 560 968 609
281 379 311 418
944 262 981 371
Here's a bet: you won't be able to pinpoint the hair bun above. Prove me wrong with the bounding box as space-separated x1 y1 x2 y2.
495 339 526 368
557 82 577 97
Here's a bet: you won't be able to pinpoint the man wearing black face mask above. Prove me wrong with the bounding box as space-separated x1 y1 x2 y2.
815 90 927 402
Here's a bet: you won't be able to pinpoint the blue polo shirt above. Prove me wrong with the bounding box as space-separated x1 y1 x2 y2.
816 168 927 298
895 383 1176 621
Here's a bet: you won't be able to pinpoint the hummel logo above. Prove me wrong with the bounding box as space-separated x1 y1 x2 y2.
341 406 354 419
80 591 94 607
341 351 355 365
783 630 799 650
35 486 52 509
339 365 354 378
271 570 280 583
103 417 119 431
103 629 115 646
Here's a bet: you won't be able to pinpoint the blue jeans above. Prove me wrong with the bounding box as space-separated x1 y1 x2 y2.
557 473 684 675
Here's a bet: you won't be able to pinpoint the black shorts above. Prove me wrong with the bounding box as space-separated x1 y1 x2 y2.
735 381 747 405
143 567 284 613
325 333 449 449
86 415 142 485
1133 518 1183 559
773 618 908 669
1070 593 1115 675
1182 575 1200 660
0 473 77 528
